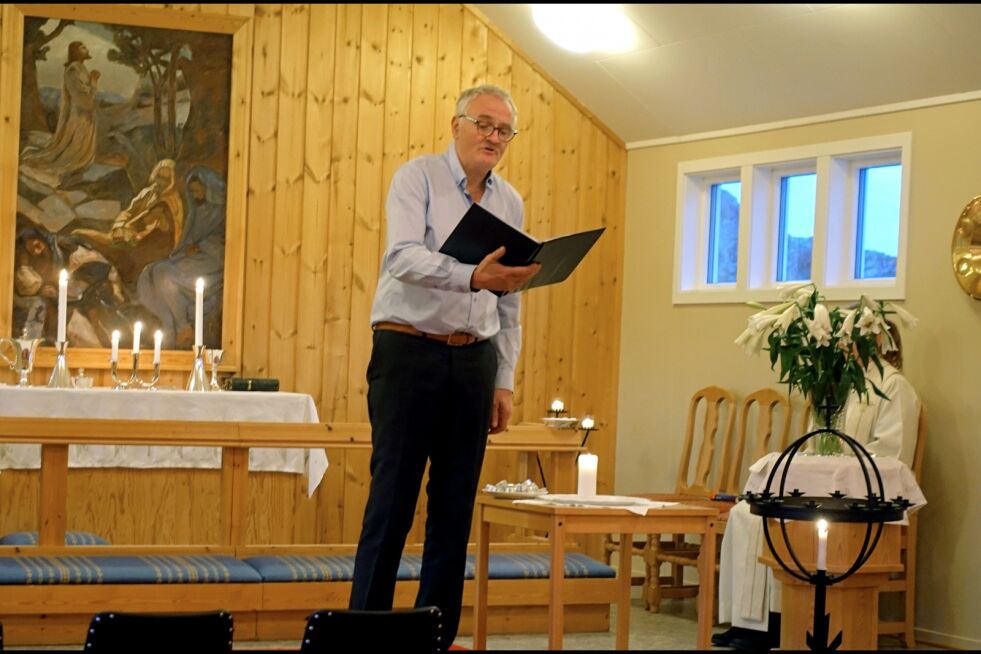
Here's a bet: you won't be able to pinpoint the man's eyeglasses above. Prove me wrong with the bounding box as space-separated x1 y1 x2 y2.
457 115 518 143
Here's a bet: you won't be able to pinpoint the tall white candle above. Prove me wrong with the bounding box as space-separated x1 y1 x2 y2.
816 519 829 571
57 269 68 342
195 278 205 347
577 453 598 498
110 330 120 363
132 321 142 355
551 398 564 413
153 330 163 364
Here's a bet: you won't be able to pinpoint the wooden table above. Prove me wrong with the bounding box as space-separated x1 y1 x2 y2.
473 497 719 650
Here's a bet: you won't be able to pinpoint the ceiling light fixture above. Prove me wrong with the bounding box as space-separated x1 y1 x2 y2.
531 4 637 55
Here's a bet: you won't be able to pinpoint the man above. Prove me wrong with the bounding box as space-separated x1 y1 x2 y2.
348 84 539 645
715 323 920 650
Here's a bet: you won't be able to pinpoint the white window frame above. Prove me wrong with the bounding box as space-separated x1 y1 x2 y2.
672 133 911 304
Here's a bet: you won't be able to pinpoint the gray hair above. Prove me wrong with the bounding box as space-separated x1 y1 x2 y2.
455 84 518 127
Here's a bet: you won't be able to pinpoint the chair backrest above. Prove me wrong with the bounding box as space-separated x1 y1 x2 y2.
724 388 791 494
299 606 443 653
82 611 233 653
675 385 736 497
798 398 812 437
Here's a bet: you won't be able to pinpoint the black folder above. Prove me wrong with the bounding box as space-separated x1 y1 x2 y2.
439 203 605 294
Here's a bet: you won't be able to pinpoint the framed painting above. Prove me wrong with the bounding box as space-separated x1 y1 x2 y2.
0 4 252 371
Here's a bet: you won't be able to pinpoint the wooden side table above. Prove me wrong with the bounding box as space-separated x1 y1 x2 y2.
473 497 719 650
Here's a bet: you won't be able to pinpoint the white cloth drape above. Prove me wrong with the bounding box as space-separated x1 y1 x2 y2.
0 386 328 497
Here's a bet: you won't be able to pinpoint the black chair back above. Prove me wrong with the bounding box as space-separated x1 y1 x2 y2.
299 606 443 653
83 610 233 653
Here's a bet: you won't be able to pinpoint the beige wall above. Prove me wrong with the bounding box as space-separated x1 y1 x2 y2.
619 99 981 647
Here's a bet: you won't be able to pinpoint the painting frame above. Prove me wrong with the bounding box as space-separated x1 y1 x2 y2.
0 3 253 372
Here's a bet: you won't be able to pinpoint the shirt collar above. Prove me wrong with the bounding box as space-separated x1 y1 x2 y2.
444 144 495 195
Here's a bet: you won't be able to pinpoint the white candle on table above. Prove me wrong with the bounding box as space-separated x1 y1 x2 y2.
816 519 829 571
581 416 595 430
153 330 163 364
132 321 142 355
57 269 68 342
110 330 120 363
195 278 205 347
578 453 598 498
551 398 564 413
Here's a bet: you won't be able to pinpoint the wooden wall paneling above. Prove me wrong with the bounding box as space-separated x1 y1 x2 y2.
407 5 437 160
485 31 512 182
267 5 310 391
501 56 531 422
0 5 24 339
347 3 386 425
242 5 283 377
520 73 555 432
0 471 37 534
327 5 367 543
295 3 336 405
342 3 387 545
433 5 462 155
460 10 487 91
321 4 361 424
376 4 413 273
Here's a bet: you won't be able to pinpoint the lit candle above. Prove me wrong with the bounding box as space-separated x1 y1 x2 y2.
57 269 68 343
195 278 205 347
581 416 595 431
577 453 598 499
153 330 163 365
110 330 120 363
132 321 142 355
551 398 564 413
816 519 829 571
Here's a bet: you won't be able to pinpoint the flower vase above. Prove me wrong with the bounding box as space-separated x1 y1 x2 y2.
812 403 845 456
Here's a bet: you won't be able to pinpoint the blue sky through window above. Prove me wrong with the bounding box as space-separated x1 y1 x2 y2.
777 173 816 282
856 164 901 279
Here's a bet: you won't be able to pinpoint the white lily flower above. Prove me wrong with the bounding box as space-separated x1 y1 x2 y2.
806 303 832 346
749 313 780 336
856 307 880 336
734 325 768 355
778 282 815 300
884 302 919 328
775 303 799 333
835 308 857 342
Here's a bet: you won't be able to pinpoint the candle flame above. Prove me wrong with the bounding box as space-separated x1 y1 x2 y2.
59 269 68 283
817 519 829 536
196 277 205 291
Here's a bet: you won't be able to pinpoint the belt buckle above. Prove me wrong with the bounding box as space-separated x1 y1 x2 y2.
446 331 474 346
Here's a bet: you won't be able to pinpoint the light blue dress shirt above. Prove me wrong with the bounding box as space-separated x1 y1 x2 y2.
370 145 524 390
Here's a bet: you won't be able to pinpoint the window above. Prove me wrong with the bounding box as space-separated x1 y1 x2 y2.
673 133 910 303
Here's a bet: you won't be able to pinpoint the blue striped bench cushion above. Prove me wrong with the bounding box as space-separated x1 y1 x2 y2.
0 531 109 546
0 555 262 585
243 552 615 583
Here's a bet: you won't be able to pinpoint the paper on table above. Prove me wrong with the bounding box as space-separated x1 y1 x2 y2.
513 497 678 516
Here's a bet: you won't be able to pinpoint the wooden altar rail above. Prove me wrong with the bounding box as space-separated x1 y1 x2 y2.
0 419 582 551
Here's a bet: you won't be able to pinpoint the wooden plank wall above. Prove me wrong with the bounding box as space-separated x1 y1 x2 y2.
0 4 627 549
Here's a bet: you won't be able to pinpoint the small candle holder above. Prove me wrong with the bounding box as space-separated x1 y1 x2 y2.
186 344 208 392
576 416 599 463
47 340 73 388
110 352 160 390
207 348 224 391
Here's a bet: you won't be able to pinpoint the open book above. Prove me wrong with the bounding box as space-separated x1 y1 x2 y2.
439 203 605 294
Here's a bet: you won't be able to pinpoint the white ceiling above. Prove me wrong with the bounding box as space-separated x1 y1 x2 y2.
473 3 981 145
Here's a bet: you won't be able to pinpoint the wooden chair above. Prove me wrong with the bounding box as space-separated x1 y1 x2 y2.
878 404 927 647
599 386 736 611
725 388 792 494
82 610 233 653
299 606 443 653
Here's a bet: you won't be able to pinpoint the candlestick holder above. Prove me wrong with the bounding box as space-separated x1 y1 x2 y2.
207 348 224 391
186 345 208 392
47 340 72 388
110 352 160 390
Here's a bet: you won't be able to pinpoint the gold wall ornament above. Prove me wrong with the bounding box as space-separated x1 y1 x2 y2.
952 195 981 300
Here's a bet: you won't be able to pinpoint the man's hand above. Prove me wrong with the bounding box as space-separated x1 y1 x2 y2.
489 388 513 434
471 246 541 293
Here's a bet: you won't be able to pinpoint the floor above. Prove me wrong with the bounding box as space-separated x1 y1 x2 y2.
6 598 939 651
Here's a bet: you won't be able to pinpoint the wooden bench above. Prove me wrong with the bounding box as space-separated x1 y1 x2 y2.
0 418 617 646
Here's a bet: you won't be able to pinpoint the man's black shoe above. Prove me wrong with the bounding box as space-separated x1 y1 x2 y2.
730 629 776 651
712 626 755 647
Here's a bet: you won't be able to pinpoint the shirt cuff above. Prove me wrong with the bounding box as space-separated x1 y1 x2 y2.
495 365 515 391
451 262 477 293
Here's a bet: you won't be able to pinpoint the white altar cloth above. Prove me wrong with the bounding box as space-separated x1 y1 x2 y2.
0 386 328 497
744 451 926 522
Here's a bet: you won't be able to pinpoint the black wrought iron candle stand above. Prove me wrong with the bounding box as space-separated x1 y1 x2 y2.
743 426 916 651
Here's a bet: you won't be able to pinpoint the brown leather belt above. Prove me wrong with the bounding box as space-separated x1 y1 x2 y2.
373 321 481 346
